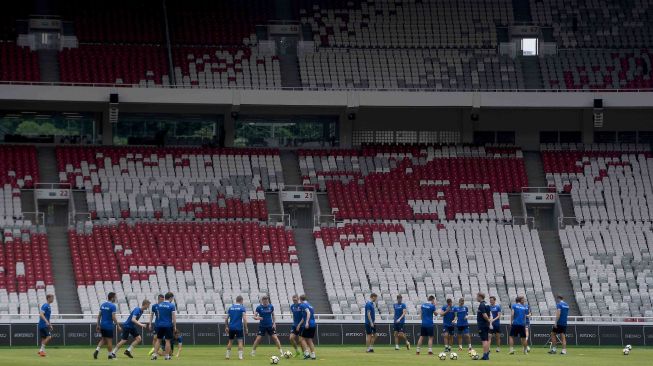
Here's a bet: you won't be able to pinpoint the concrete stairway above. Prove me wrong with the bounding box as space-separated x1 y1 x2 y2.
20 190 36 213
520 56 544 90
293 228 331 314
38 50 60 83
524 151 546 187
46 226 82 314
512 0 533 22
538 230 580 315
280 150 301 185
37 147 59 183
72 190 88 213
508 194 524 218
265 192 282 215
279 54 301 88
558 194 575 218
316 193 331 216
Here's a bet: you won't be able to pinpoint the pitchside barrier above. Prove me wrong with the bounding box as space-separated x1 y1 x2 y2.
0 315 652 347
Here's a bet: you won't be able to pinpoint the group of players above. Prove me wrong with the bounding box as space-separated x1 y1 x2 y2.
37 291 569 361
36 292 318 361
363 292 570 361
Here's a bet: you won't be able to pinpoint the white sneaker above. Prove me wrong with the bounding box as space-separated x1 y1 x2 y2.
561 350 567 355
526 346 531 352
250 351 256 357
395 345 400 350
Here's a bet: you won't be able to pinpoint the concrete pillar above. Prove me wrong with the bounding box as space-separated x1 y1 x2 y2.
581 109 594 144
224 113 235 147
461 109 474 143
338 112 353 148
101 109 113 145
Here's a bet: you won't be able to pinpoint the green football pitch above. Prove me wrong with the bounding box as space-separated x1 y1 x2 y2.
0 345 650 366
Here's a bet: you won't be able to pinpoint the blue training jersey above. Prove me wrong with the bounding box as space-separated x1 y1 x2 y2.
364 301 375 324
123 306 143 329
99 301 117 330
228 304 246 331
490 304 502 326
300 301 316 328
421 302 436 327
557 301 570 326
38 303 51 329
157 301 176 328
524 304 531 325
441 305 455 326
511 303 527 326
394 303 407 324
151 304 160 327
453 305 469 326
255 304 274 327
291 303 303 327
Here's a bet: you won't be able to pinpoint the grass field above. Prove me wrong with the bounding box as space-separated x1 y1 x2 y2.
0 345 650 366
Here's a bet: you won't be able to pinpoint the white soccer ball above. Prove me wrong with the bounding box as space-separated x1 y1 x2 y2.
438 352 447 360
469 350 478 359
450 352 458 360
623 348 630 356
283 351 293 359
270 355 280 364
472 354 480 360
626 345 632 350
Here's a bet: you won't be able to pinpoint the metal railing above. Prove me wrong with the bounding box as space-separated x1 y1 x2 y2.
558 216 579 229
1 313 651 325
267 213 291 226
1 80 653 93
19 211 46 227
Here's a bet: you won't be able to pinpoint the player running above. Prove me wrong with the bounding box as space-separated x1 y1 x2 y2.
151 292 177 360
298 294 317 360
148 294 165 357
548 295 570 355
93 292 121 360
113 299 150 358
251 296 284 357
37 294 55 357
289 295 305 357
476 292 492 361
393 295 410 350
225 295 248 360
364 293 378 353
509 296 528 355
415 295 437 355
452 298 472 351
489 296 502 352
440 298 455 352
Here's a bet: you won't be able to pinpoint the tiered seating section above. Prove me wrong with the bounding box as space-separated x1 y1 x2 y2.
314 221 555 317
541 49 653 90
542 143 653 223
70 221 302 315
543 143 653 317
172 47 281 88
300 49 524 90
530 0 653 48
300 145 526 221
56 147 283 220
0 220 56 316
300 0 513 48
167 0 271 45
560 223 653 317
0 146 38 219
59 45 169 86
0 42 40 82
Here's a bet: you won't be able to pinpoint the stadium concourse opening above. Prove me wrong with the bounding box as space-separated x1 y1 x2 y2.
0 0 652 363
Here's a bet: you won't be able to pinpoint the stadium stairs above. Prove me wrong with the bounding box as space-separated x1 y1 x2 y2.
293 228 331 313
280 150 301 185
524 151 579 315
508 194 524 217
72 190 88 213
512 0 533 22
37 49 60 82
558 194 575 218
266 192 282 215
279 54 301 88
521 56 544 90
20 190 35 213
317 193 331 216
37 146 82 314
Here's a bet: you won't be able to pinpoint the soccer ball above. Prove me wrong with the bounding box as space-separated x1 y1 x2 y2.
471 353 480 360
626 345 633 350
283 351 293 359
270 355 280 364
450 352 458 360
438 352 447 360
623 348 630 356
469 350 478 359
